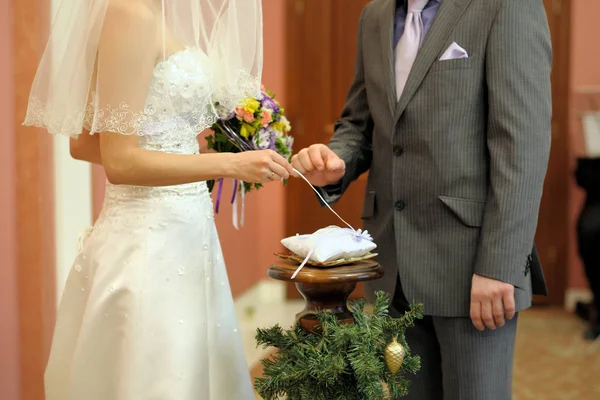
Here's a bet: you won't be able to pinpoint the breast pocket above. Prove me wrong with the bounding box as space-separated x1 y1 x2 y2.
418 55 482 112
429 56 475 73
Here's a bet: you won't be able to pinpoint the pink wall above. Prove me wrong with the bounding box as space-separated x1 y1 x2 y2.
568 0 600 289
0 1 21 398
92 0 287 297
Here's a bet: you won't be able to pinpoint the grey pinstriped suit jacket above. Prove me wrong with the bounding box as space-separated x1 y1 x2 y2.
321 0 552 317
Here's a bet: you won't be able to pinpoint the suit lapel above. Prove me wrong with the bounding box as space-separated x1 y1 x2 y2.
379 0 396 115
394 0 473 122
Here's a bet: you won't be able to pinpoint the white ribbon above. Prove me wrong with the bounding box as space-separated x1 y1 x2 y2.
232 181 246 230
290 168 371 279
232 188 238 229
241 181 246 227
293 168 354 231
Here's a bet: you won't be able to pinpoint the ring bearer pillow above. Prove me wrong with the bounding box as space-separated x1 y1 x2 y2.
281 226 377 263
283 170 378 279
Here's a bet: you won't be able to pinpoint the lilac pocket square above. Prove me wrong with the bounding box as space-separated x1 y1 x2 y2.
439 42 469 61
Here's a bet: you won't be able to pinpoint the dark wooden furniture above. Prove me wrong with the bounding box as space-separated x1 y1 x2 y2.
268 259 384 332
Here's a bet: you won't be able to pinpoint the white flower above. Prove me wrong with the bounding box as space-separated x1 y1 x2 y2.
285 135 294 149
280 115 291 131
253 128 273 150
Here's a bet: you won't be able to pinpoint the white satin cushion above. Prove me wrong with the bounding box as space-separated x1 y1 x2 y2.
281 225 377 263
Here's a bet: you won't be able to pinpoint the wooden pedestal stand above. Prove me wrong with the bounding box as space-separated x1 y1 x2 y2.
268 259 384 333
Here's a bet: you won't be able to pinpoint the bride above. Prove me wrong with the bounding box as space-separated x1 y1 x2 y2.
24 0 290 398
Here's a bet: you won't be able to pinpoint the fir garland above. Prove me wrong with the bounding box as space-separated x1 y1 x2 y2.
254 291 424 400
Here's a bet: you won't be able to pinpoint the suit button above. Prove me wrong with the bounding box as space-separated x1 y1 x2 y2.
393 146 404 156
395 200 406 211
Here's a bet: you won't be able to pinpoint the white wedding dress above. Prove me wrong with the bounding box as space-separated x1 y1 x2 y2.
45 49 255 400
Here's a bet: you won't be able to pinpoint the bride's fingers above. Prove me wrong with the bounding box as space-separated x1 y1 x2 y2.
267 172 281 182
268 161 290 180
270 152 295 175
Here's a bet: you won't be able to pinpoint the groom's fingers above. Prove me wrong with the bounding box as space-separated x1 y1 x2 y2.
492 298 505 328
470 301 485 331
481 300 496 330
308 145 325 171
326 158 344 172
316 146 344 173
290 155 303 175
296 149 315 173
318 146 338 170
503 290 516 320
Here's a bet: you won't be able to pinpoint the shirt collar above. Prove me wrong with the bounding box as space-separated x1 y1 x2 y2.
398 0 441 10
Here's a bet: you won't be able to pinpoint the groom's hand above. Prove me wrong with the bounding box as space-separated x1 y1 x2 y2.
291 144 346 187
470 274 516 331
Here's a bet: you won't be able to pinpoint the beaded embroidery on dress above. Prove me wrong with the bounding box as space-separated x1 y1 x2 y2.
43 49 255 400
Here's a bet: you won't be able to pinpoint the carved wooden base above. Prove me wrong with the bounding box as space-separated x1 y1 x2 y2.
268 259 383 333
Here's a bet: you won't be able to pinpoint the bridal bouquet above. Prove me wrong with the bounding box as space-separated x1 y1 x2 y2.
206 86 294 219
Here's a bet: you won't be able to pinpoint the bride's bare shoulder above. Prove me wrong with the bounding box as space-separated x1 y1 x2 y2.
105 0 157 32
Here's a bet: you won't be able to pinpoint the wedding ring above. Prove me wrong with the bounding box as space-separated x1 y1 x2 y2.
270 171 275 180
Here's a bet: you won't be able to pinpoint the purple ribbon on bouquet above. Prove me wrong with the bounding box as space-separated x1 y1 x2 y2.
213 178 246 230
215 178 225 214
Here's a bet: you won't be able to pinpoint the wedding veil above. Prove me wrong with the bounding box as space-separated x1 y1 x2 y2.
23 0 263 137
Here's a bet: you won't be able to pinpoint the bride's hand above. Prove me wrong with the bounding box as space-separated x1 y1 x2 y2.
229 150 294 183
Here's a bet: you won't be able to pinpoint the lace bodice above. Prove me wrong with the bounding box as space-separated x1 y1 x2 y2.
104 49 216 202
138 49 216 154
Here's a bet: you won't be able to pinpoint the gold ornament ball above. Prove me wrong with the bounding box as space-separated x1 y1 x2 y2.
384 337 405 374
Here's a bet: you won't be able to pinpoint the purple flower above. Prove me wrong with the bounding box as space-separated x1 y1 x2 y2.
260 95 280 114
260 91 271 102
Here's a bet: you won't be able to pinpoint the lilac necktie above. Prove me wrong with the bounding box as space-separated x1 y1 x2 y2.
395 0 428 101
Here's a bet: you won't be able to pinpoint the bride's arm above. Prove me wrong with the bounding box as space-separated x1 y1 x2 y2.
70 131 103 165
101 135 239 186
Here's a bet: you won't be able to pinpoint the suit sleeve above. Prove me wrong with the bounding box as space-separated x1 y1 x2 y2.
473 0 552 287
318 6 374 205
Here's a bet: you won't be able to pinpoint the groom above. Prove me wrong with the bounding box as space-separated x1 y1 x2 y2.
291 0 551 398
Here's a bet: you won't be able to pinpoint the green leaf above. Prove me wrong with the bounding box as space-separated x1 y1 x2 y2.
207 180 215 193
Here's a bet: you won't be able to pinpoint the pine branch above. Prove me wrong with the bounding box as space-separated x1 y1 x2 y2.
254 291 424 399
